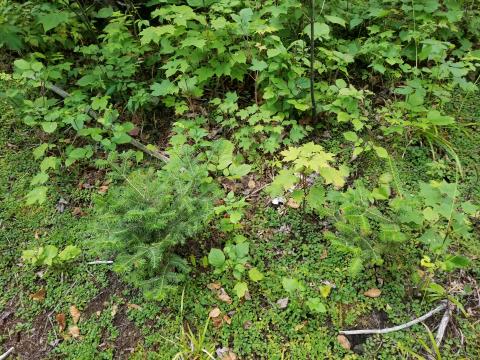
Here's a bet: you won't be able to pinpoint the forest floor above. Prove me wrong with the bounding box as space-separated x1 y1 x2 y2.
1 95 479 359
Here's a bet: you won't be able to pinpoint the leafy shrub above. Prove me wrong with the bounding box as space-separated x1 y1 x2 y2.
94 150 222 300
322 177 476 276
208 235 264 298
22 244 81 268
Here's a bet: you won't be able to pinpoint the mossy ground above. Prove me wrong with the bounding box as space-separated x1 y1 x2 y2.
1 95 479 359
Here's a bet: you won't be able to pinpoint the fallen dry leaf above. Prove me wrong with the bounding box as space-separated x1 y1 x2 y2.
287 198 300 209
276 297 289 309
30 288 46 301
34 230 40 240
70 305 81 325
223 314 232 325
127 303 142 310
364 288 382 298
243 320 252 329
212 316 223 328
209 307 221 319
319 248 328 260
207 282 221 291
111 304 118 317
98 184 109 194
68 325 80 338
72 207 85 217
217 288 232 304
221 351 237 360
55 313 66 332
244 290 251 301
337 335 351 350
247 179 256 189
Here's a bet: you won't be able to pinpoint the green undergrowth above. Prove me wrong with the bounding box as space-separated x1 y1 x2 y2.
1 95 479 358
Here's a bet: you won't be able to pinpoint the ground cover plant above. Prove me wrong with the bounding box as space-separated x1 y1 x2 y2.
0 0 479 359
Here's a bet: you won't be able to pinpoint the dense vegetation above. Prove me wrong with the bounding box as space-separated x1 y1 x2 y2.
0 0 479 359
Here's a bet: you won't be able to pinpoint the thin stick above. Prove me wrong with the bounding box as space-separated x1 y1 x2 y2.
0 347 14 360
47 84 169 163
339 301 447 335
87 260 113 265
435 302 453 346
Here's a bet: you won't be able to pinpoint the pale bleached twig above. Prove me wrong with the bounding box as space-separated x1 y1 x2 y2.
339 301 448 336
435 302 453 346
0 347 14 360
87 260 113 265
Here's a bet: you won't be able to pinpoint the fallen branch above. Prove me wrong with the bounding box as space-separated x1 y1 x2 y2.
0 347 14 360
47 84 169 163
435 302 453 346
87 260 113 265
339 300 448 336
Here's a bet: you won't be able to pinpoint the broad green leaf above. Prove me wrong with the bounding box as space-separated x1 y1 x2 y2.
423 207 439 222
208 248 225 267
249 58 268 72
282 277 304 293
444 255 470 271
31 172 49 186
235 242 249 259
233 281 248 298
41 122 57 133
151 80 178 96
374 146 389 159
26 186 48 205
325 15 346 27
343 131 358 142
303 22 330 40
319 284 332 298
319 165 348 188
40 156 58 172
248 268 264 282
14 59 30 70
228 164 251 178
37 12 69 32
181 37 206 49
42 245 59 266
33 143 49 159
425 110 455 126
140 25 176 45
306 185 325 212
228 211 242 224
306 297 327 313
58 245 81 262
96 7 113 18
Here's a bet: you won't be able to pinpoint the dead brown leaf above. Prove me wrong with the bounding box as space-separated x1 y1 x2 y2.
72 207 85 217
55 313 66 331
320 249 328 260
364 288 382 298
111 304 118 317
127 303 142 310
223 314 232 325
276 297 289 309
243 320 252 329
68 325 80 338
98 184 109 194
287 198 300 209
337 335 351 350
221 351 237 360
209 307 221 318
207 282 221 291
247 179 256 189
70 305 81 325
30 288 46 301
217 288 232 304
